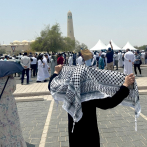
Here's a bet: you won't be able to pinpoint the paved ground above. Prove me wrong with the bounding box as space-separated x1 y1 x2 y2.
17 100 51 147
17 95 147 147
14 64 147 147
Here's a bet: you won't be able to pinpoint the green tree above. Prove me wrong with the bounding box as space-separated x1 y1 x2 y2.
62 37 75 52
31 23 88 53
134 45 147 51
31 23 65 53
74 40 88 53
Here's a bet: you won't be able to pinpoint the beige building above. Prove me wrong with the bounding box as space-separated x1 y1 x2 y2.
0 40 35 55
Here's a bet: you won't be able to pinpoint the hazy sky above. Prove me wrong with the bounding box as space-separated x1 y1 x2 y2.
1 0 147 48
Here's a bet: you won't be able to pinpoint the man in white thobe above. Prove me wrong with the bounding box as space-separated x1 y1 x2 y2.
124 49 135 75
43 54 50 80
141 51 145 64
76 53 84 65
118 51 123 67
68 54 73 66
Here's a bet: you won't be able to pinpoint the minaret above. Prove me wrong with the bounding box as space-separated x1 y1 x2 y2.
67 11 75 40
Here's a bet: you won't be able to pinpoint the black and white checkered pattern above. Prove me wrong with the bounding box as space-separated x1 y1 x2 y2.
50 65 141 132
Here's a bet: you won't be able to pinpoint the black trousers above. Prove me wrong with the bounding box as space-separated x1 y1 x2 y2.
73 59 76 65
64 58 66 64
31 64 37 76
134 64 141 75
21 68 29 84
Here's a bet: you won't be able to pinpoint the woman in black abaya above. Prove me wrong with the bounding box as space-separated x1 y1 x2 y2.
48 65 135 147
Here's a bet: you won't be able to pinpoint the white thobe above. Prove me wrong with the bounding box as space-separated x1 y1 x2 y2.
29 69 32 82
37 60 46 81
124 51 135 75
94 55 97 60
122 53 124 65
43 57 50 79
118 53 123 67
76 56 84 65
105 57 107 67
68 56 73 65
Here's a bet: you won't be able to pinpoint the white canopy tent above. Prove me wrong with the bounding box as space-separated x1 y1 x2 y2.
122 42 137 51
106 40 121 50
90 40 107 51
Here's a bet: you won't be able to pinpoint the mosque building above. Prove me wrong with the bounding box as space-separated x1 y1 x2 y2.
0 40 35 55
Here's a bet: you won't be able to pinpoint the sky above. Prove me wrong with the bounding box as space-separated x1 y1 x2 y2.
0 0 147 49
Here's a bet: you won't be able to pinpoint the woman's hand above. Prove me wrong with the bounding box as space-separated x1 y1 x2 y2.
123 73 135 87
54 64 63 74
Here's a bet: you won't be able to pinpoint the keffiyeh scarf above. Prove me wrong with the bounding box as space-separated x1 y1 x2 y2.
50 65 141 133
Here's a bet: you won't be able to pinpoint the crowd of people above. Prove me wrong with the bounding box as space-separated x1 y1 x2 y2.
0 41 145 147
0 42 147 84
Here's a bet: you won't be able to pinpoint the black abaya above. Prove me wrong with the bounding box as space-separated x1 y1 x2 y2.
49 74 129 147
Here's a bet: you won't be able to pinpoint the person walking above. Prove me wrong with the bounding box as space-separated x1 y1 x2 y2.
96 52 99 67
50 53 57 76
66 52 70 65
68 54 73 66
14 56 21 77
37 55 46 82
76 52 84 66
113 52 116 68
48 64 135 147
101 51 106 67
43 54 50 81
63 52 66 64
134 50 142 76
20 52 30 85
73 52 76 65
31 54 37 77
122 52 125 67
106 41 114 70
118 50 123 67
0 61 27 147
4 55 9 61
91 54 97 68
29 58 32 82
99 54 105 69
114 52 119 70
145 51 147 64
141 51 145 64
57 53 65 65
124 49 135 75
